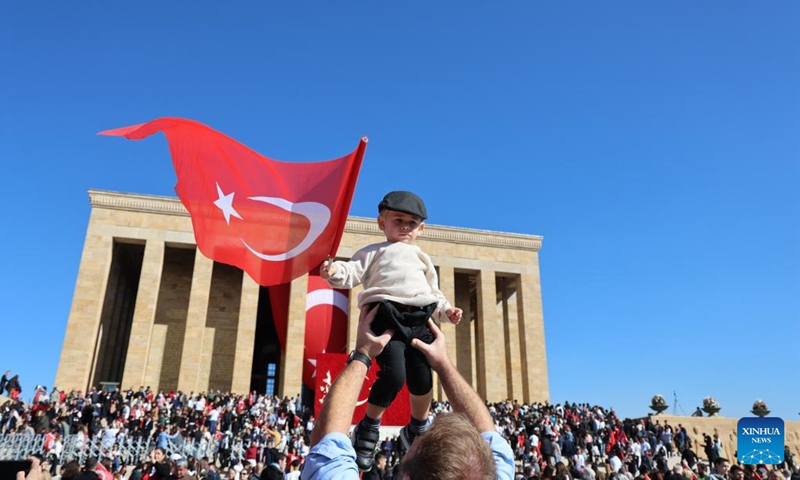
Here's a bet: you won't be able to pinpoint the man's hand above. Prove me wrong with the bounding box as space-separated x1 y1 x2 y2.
319 258 337 280
355 305 394 360
16 457 42 480
446 307 463 324
311 304 392 446
411 319 450 372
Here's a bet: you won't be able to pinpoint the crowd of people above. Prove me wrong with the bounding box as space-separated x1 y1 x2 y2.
2 377 797 480
1 383 314 479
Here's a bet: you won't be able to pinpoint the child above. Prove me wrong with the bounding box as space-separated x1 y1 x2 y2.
320 190 462 471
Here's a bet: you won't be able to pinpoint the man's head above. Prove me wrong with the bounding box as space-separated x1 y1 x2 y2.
729 465 744 480
378 191 426 244
714 458 730 476
173 458 189 479
84 457 98 471
396 413 495 480
374 453 387 471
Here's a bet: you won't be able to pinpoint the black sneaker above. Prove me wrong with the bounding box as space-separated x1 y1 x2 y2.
398 424 424 457
351 420 380 471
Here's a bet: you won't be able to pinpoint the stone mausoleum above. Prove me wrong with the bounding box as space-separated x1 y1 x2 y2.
56 190 549 404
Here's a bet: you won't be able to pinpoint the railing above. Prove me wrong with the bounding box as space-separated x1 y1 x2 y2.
0 433 244 466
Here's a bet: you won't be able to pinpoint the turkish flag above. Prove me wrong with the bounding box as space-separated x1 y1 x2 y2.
315 353 411 426
100 118 366 286
95 462 114 480
303 273 349 387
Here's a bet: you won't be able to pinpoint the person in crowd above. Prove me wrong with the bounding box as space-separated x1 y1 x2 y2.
7 374 22 399
144 447 171 480
707 457 730 480
263 451 286 480
362 452 388 480
284 459 302 480
169 458 196 480
74 457 102 480
696 463 710 480
0 370 10 394
729 465 745 480
682 442 698 469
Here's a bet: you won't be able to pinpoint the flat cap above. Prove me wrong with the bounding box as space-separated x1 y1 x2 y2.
378 191 427 220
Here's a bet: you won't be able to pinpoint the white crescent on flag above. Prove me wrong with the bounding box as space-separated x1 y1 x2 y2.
242 197 331 262
213 182 332 262
305 289 349 313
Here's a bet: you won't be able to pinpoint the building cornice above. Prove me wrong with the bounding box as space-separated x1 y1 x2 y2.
88 189 543 251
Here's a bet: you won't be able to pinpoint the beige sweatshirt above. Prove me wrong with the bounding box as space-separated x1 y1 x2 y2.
326 241 452 323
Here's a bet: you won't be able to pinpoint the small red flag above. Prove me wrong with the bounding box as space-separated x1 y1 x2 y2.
315 353 411 426
303 273 349 387
100 118 367 286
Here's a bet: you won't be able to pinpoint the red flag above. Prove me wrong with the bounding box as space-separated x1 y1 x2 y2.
100 118 366 286
303 273 349 387
95 462 114 480
315 353 411 426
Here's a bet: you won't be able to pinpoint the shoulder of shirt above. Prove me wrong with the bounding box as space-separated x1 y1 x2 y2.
388 241 424 253
354 241 392 254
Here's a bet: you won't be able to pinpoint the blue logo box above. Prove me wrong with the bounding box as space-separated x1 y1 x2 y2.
738 417 784 465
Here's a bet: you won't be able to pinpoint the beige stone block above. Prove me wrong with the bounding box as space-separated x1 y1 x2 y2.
55 225 113 391
197 326 215 393
436 266 456 401
280 274 308 398
504 284 523 402
144 324 168 388
231 275 260 394
454 273 476 388
121 240 164 389
476 270 507 401
516 260 549 403
177 251 214 392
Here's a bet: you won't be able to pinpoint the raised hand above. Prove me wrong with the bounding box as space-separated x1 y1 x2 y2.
446 307 463 325
411 319 450 372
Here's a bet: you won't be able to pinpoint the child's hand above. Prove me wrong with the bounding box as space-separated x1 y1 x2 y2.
446 307 463 325
320 259 337 279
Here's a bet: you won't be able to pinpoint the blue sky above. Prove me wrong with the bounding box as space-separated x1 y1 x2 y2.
1 2 797 420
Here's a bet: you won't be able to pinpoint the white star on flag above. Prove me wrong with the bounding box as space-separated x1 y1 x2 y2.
308 349 326 378
214 182 242 225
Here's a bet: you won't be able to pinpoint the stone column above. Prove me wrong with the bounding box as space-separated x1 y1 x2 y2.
502 279 523 401
454 273 474 388
435 265 456 401
280 274 308 398
476 270 506 401
231 274 260 393
515 258 549 403
55 216 113 391
121 240 165 390
177 251 214 392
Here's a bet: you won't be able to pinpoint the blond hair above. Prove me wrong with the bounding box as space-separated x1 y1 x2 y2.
397 413 496 480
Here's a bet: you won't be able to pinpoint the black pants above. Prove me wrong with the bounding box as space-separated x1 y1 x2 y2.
367 300 436 408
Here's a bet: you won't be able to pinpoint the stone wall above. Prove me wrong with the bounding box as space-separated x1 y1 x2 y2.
652 414 799 463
